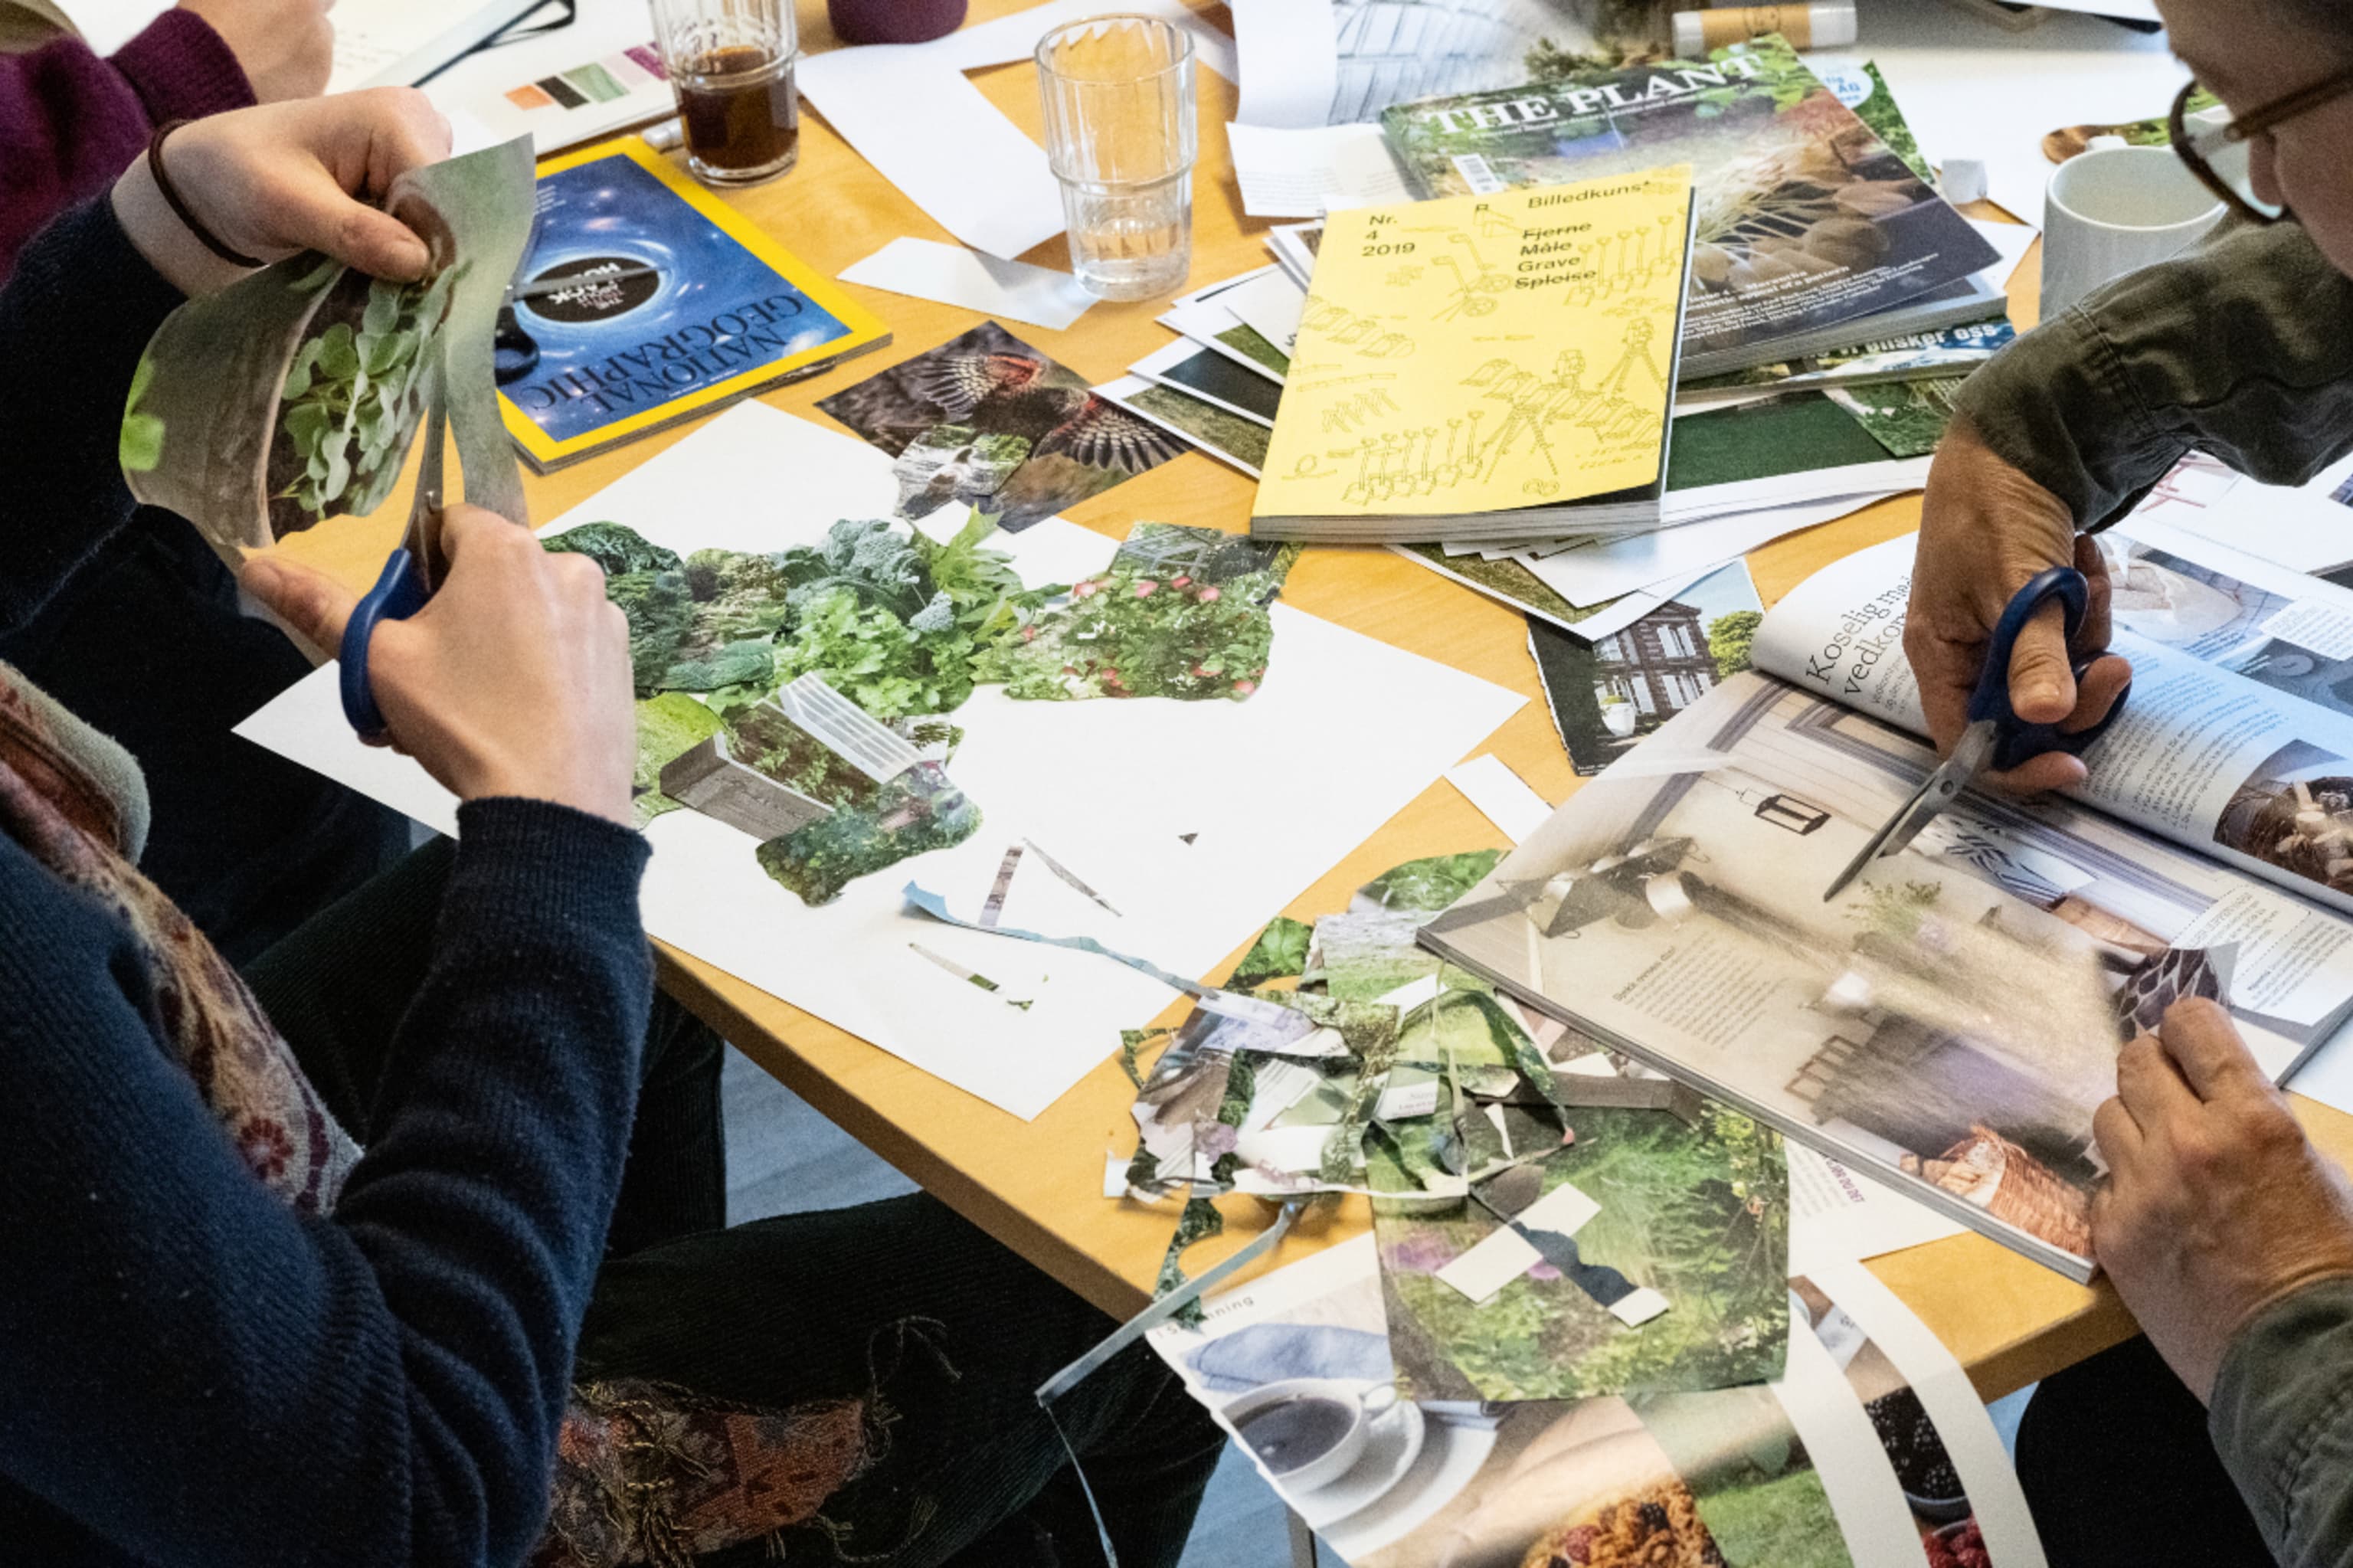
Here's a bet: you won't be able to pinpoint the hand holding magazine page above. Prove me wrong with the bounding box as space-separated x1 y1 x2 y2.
122 138 537 574
1421 529 2353 1280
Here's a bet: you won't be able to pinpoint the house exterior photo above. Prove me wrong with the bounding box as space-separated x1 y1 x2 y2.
1592 597 1716 719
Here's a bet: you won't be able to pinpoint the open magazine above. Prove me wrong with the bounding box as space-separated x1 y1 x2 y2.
1422 525 2353 1281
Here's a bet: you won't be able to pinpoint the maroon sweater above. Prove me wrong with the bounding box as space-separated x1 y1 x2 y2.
0 10 254 275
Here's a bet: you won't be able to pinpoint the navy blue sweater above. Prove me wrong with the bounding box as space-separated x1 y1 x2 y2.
0 203 653 1563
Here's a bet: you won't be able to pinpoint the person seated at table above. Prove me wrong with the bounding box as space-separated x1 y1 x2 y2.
0 90 1222 1567
2 0 395 968
1904 0 2353 1563
1 0 332 275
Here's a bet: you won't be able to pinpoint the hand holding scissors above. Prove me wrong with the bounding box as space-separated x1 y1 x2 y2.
1822 568 2132 902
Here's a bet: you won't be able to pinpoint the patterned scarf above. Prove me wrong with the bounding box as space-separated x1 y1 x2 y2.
0 663 359 1207
0 663 874 1566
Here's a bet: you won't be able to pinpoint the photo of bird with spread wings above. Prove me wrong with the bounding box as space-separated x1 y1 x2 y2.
819 320 1183 532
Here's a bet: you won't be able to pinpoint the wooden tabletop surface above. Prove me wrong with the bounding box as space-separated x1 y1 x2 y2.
272 0 2353 1400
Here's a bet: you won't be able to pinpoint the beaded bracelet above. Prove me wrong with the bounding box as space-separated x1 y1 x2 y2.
146 120 264 270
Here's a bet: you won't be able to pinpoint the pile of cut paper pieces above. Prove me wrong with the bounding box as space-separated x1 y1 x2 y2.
1094 841 2032 1566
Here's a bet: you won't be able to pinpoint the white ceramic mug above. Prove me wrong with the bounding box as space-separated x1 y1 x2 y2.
2040 143 2226 320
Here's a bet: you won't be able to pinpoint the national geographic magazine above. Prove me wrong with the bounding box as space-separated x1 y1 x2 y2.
496 138 890 471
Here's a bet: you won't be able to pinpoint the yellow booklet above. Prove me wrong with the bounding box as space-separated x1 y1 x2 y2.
498 139 891 472
1252 166 1694 541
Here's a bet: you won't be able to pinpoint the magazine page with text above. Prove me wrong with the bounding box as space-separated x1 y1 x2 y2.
1752 532 2353 925
1419 660 2353 1278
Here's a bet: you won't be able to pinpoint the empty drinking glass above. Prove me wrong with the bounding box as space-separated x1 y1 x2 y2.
649 0 800 186
1036 14 1197 301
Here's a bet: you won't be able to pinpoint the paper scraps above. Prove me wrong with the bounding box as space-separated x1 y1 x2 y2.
1226 121 1414 219
1445 754 1553 845
1105 843 1792 1409
839 237 1097 331
1437 1178 1602 1304
908 941 1031 1008
904 882 1301 1028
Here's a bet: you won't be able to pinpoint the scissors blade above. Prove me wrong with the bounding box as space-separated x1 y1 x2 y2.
400 346 450 588
1820 722 1998 902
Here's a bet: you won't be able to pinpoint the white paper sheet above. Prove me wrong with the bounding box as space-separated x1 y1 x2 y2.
1967 216 2040 288
235 403 1522 1121
1607 1285 1670 1327
797 0 1234 259
1229 0 1339 128
1866 8 2187 227
1522 494 1893 609
1787 1146 1966 1272
2031 0 2161 20
2131 452 2353 575
1807 1259 2052 1568
328 0 546 94
1444 755 1552 845
1216 268 1307 358
1774 1321 1932 1557
1156 302 1287 384
1226 122 1415 219
838 237 1096 330
1387 555 1714 646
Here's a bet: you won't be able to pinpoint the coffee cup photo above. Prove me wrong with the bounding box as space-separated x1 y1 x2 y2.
1226 1377 1402 1492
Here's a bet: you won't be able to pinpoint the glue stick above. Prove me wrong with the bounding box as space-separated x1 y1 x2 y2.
1670 2 1857 54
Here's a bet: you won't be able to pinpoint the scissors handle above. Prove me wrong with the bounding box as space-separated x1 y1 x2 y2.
340 548 427 741
1967 565 2129 772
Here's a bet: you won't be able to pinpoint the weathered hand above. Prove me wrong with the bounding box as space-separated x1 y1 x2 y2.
111 90 452 295
239 506 637 827
1904 417 2134 794
2093 998 2353 1400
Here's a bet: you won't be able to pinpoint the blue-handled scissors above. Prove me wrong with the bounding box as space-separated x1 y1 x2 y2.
1820 566 2130 902
339 349 446 742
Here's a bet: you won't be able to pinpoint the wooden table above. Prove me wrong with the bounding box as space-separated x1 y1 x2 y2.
277 0 2353 1403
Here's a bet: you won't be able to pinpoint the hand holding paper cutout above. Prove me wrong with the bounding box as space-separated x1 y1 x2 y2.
121 119 533 561
116 92 453 292
2093 997 2353 1399
241 506 637 825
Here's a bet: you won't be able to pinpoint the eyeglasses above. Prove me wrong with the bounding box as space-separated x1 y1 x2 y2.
2170 64 2353 225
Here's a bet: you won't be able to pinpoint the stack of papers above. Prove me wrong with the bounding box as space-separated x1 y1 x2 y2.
1100 254 1916 635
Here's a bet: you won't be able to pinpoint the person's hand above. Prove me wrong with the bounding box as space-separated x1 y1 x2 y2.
2092 998 2353 1401
1904 417 2135 794
177 0 335 103
112 90 451 295
238 506 637 827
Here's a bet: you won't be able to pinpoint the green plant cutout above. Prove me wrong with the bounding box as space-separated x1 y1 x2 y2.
1708 608 1762 678
277 267 463 521
119 355 164 474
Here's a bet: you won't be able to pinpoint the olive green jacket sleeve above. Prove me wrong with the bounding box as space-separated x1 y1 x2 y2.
1953 222 2353 530
2210 1276 2353 1568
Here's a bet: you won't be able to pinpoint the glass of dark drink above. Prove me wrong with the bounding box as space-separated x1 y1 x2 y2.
650 0 800 186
